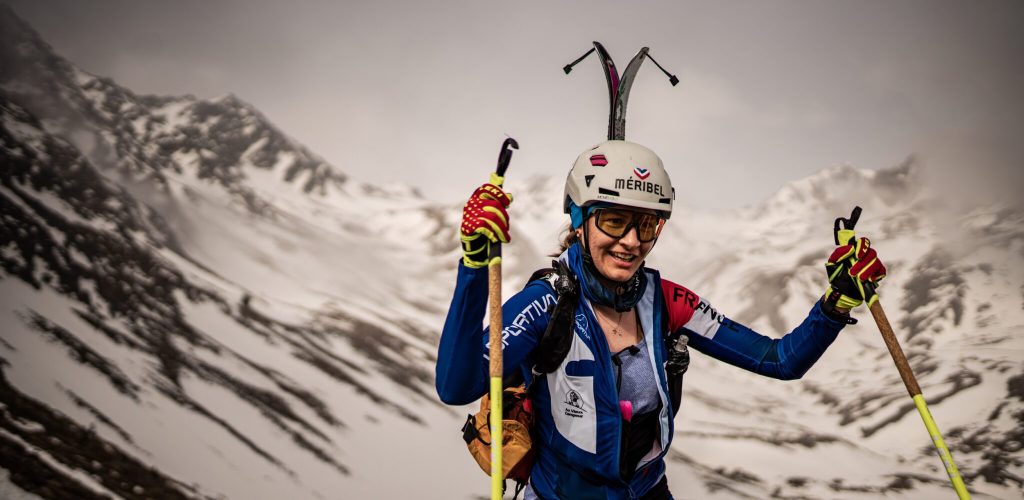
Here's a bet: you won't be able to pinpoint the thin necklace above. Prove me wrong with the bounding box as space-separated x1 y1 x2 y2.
601 307 627 336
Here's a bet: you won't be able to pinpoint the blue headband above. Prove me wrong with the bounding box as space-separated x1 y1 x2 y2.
568 201 615 229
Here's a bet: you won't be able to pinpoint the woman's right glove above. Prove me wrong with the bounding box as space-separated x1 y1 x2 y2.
823 236 887 311
460 182 512 269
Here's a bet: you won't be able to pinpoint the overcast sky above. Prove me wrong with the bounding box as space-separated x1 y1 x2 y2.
9 0 1023 208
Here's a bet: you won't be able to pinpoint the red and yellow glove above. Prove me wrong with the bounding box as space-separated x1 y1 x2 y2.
460 179 512 269
824 236 886 310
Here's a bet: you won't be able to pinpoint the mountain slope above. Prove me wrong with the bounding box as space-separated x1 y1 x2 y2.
0 6 474 498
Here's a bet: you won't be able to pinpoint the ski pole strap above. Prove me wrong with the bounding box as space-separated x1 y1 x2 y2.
912 394 971 499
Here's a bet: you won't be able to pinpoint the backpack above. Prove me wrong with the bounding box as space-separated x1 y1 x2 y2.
459 260 690 497
461 384 535 496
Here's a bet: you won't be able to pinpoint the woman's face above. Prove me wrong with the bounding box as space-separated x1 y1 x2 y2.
580 208 658 283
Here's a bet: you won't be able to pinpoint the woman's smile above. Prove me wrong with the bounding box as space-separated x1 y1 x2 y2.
609 251 637 264
585 212 654 282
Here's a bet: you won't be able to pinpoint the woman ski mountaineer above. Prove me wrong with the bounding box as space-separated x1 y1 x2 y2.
435 140 886 499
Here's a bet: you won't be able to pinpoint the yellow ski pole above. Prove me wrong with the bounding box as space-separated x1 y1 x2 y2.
488 138 517 499
868 300 970 499
836 207 970 499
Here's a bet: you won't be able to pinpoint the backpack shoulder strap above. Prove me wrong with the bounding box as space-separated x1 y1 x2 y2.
502 267 560 389
530 259 579 377
526 267 557 286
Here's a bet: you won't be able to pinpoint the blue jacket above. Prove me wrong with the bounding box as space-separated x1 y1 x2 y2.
436 248 847 499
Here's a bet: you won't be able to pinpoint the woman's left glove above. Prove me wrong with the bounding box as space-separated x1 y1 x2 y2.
460 182 512 269
823 236 886 310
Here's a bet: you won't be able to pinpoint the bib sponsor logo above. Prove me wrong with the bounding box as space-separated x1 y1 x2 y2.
563 389 586 418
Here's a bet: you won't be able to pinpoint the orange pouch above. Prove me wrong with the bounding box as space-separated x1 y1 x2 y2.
461 385 535 482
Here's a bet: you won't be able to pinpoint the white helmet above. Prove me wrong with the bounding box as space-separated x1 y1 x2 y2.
564 140 674 223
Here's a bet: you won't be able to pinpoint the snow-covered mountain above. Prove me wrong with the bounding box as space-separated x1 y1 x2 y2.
1 5 1021 499
651 165 1024 499
0 6 478 499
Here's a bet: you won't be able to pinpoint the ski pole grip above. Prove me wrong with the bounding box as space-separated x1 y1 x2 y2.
834 206 862 245
495 138 519 180
847 206 861 230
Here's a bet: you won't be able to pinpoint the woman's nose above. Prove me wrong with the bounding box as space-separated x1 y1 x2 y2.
618 226 640 247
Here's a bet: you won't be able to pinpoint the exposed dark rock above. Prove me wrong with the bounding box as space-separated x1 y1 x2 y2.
899 248 966 342
1009 372 1024 402
667 451 763 499
1 94 367 476
152 381 291 475
800 381 841 408
713 466 763 485
734 270 793 335
1 5 346 217
859 369 982 438
61 387 134 445
945 371 1024 488
827 477 876 493
0 434 113 500
679 429 842 449
235 358 342 428
23 311 141 400
0 367 196 499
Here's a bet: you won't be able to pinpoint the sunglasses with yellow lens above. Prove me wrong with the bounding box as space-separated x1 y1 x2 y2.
593 208 665 243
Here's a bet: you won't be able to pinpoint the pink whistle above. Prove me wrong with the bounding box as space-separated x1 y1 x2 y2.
619 400 633 422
